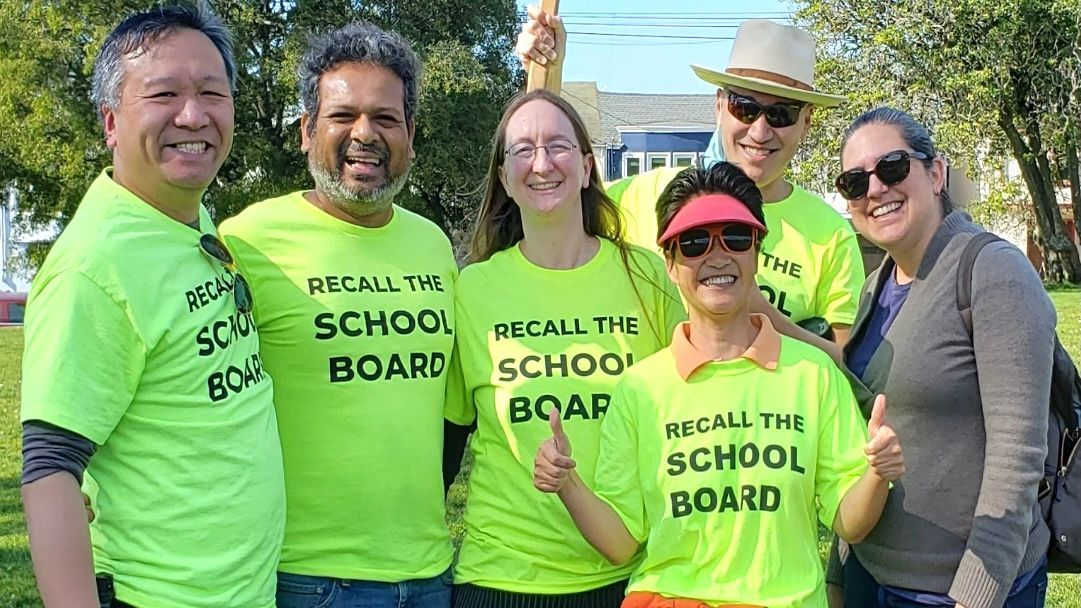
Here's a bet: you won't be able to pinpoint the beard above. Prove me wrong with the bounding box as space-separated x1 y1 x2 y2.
308 141 410 220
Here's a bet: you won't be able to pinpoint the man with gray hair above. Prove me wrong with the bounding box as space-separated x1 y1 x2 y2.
219 21 457 608
20 3 284 607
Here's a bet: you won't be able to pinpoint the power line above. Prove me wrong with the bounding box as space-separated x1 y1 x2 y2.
557 11 790 17
562 16 788 22
559 87 654 135
562 22 758 28
570 38 732 47
566 30 737 40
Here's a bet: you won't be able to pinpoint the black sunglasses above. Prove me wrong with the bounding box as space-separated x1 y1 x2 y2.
726 92 807 129
670 224 758 259
834 149 930 200
199 234 253 315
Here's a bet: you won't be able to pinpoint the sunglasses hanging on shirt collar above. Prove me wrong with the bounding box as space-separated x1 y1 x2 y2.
199 234 254 315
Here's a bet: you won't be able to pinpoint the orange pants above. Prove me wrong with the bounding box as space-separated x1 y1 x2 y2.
621 591 764 608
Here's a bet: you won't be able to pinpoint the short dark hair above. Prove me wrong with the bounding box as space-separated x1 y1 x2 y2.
655 162 766 247
298 22 421 134
90 1 236 123
841 106 954 214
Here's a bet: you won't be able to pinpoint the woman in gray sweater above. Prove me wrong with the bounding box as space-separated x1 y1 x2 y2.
827 107 1056 608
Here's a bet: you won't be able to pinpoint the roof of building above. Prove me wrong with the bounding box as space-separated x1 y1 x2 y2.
561 82 715 145
560 81 603 145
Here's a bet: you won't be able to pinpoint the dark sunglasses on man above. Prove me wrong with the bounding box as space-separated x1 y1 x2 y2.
726 92 807 129
834 149 930 200
199 234 254 315
669 224 758 259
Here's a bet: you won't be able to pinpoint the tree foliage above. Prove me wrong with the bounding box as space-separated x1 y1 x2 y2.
0 0 522 248
793 0 1081 283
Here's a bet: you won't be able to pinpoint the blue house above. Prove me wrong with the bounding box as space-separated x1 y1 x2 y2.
561 82 715 182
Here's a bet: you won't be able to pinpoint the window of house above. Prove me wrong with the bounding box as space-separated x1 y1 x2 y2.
623 153 643 177
673 153 697 168
647 153 669 171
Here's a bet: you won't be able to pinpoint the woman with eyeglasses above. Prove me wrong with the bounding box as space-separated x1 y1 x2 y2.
826 107 1055 608
532 161 905 608
443 89 685 608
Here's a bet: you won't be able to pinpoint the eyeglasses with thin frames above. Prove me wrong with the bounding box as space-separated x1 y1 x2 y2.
504 140 579 163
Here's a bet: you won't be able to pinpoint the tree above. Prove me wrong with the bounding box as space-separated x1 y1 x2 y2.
0 2 116 229
0 0 521 250
794 0 1081 284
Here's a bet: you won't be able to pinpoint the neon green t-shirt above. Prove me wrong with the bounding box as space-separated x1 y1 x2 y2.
21 171 284 608
446 239 685 593
219 192 457 582
594 336 867 607
608 169 864 325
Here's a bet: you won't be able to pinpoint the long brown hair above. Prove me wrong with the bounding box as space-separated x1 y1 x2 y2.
467 89 671 343
470 89 623 261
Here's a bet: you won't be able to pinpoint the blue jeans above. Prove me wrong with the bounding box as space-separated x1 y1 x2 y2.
843 552 1048 608
276 569 453 608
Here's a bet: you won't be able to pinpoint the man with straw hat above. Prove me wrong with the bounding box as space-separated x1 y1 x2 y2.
517 12 864 346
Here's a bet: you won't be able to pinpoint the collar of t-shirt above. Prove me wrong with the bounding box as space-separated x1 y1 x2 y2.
671 313 781 381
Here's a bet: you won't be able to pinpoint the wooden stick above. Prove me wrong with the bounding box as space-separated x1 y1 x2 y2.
526 0 561 93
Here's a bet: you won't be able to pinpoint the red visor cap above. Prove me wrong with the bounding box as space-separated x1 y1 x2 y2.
657 194 768 246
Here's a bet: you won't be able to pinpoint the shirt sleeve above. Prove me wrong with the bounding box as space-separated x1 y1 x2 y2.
218 222 261 325
604 176 636 204
816 225 865 326
442 418 473 493
815 362 869 529
21 271 145 445
948 242 1054 608
593 377 649 542
442 337 475 425
21 420 97 485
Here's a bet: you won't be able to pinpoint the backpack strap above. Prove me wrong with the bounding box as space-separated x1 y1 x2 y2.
955 232 1081 432
956 232 1004 337
1051 337 1081 431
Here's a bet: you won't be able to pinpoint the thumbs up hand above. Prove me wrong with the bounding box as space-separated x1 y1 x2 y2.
864 394 905 481
534 407 577 493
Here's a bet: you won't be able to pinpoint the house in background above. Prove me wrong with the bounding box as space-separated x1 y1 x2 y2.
562 82 896 273
2 186 59 293
561 82 715 181
948 158 1079 274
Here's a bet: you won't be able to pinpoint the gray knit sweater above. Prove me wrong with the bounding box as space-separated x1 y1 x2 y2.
837 213 1054 608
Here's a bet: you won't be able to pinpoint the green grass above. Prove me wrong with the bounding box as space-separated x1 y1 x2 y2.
0 328 36 607
4 288 1081 606
1049 288 1080 358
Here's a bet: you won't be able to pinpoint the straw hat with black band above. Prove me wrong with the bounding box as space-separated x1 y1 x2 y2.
690 19 846 108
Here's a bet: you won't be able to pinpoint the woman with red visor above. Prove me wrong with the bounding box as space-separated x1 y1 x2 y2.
533 162 905 608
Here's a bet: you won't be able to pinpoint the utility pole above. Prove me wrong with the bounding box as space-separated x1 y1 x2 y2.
1 185 17 292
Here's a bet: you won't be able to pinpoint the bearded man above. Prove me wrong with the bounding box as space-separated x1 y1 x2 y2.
219 21 458 608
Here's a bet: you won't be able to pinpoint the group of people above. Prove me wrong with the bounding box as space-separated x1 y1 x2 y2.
18 3 1059 608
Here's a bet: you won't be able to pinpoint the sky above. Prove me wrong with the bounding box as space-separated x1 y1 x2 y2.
514 0 797 94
